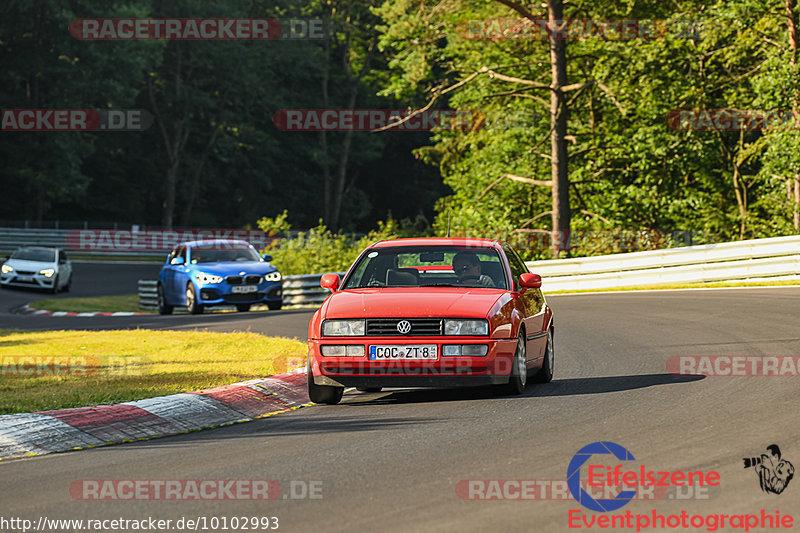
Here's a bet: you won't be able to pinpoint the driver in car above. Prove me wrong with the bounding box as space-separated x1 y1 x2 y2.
453 252 495 287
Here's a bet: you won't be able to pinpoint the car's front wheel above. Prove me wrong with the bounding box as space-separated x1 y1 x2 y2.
63 274 71 292
307 362 343 405
157 283 173 315
498 331 527 395
51 273 60 294
186 283 203 314
533 328 554 383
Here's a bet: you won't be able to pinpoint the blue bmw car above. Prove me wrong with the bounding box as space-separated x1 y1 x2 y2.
157 239 282 314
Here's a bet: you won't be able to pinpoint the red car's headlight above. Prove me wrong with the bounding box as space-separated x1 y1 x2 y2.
320 345 365 357
444 319 489 336
322 319 365 336
442 344 489 356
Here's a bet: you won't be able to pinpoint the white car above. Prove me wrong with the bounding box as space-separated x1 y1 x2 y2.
1 247 72 293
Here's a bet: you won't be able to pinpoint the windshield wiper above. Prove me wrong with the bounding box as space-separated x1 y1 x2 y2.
421 283 457 287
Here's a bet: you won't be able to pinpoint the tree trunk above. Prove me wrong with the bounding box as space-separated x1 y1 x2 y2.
549 0 570 257
320 26 332 225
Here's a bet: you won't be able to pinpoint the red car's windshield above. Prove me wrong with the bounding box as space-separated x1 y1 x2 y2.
342 246 507 289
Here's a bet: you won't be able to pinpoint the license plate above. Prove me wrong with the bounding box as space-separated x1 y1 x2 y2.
17 276 32 282
369 345 438 360
231 285 258 293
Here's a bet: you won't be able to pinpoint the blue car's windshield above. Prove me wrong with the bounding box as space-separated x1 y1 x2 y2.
11 248 55 262
190 246 260 264
343 246 507 289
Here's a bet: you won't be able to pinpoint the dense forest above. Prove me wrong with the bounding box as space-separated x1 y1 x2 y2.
2 0 800 258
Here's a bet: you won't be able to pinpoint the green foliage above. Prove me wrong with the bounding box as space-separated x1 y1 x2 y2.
257 213 427 274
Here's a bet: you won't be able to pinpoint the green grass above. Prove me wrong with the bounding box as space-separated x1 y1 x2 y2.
548 279 800 294
29 294 151 313
0 329 308 414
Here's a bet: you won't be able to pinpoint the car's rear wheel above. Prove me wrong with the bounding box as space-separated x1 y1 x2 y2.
307 362 343 405
497 331 527 395
186 283 203 314
267 301 282 311
236 304 251 312
533 328 554 383
157 283 173 315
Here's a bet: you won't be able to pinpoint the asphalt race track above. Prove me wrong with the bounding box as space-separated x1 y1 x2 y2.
1 276 799 532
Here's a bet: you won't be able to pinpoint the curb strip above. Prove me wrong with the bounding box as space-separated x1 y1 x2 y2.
0 369 310 461
13 304 150 317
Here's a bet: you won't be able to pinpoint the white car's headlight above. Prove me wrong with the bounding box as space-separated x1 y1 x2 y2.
444 319 489 336
265 271 282 282
39 268 55 278
195 272 223 284
1 264 13 274
322 319 365 336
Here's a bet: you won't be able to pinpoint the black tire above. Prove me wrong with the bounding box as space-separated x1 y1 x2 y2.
307 362 343 405
357 387 383 393
186 283 203 315
157 283 173 315
497 331 527 395
267 300 282 311
534 328 554 383
63 274 71 292
236 304 251 312
51 273 60 294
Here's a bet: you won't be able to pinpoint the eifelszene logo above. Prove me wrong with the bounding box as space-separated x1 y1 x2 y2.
743 445 794 495
566 441 721 512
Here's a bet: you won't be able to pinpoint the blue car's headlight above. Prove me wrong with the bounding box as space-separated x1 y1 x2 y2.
265 271 282 282
195 272 223 284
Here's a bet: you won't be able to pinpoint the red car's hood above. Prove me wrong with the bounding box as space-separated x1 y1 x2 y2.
323 288 504 318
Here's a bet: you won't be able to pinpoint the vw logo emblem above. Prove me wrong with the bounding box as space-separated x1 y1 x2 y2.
396 320 412 334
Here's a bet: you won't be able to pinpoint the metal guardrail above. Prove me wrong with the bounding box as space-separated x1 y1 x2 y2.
138 280 158 310
525 235 800 292
136 235 800 307
138 273 346 310
0 227 165 257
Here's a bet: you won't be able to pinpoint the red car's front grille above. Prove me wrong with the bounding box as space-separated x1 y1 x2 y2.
366 318 443 336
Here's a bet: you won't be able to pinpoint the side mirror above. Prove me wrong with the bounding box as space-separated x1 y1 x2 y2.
320 273 340 291
519 273 542 289
170 257 185 266
262 254 273 262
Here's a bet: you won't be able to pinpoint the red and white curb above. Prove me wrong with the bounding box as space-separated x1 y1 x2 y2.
0 369 310 461
13 304 150 317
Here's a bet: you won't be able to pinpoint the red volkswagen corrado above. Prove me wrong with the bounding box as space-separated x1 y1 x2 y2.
306 238 554 404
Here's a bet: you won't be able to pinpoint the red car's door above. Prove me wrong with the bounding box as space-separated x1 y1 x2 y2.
503 245 547 366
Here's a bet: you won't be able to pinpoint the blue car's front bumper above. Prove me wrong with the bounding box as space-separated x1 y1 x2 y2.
195 281 282 306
